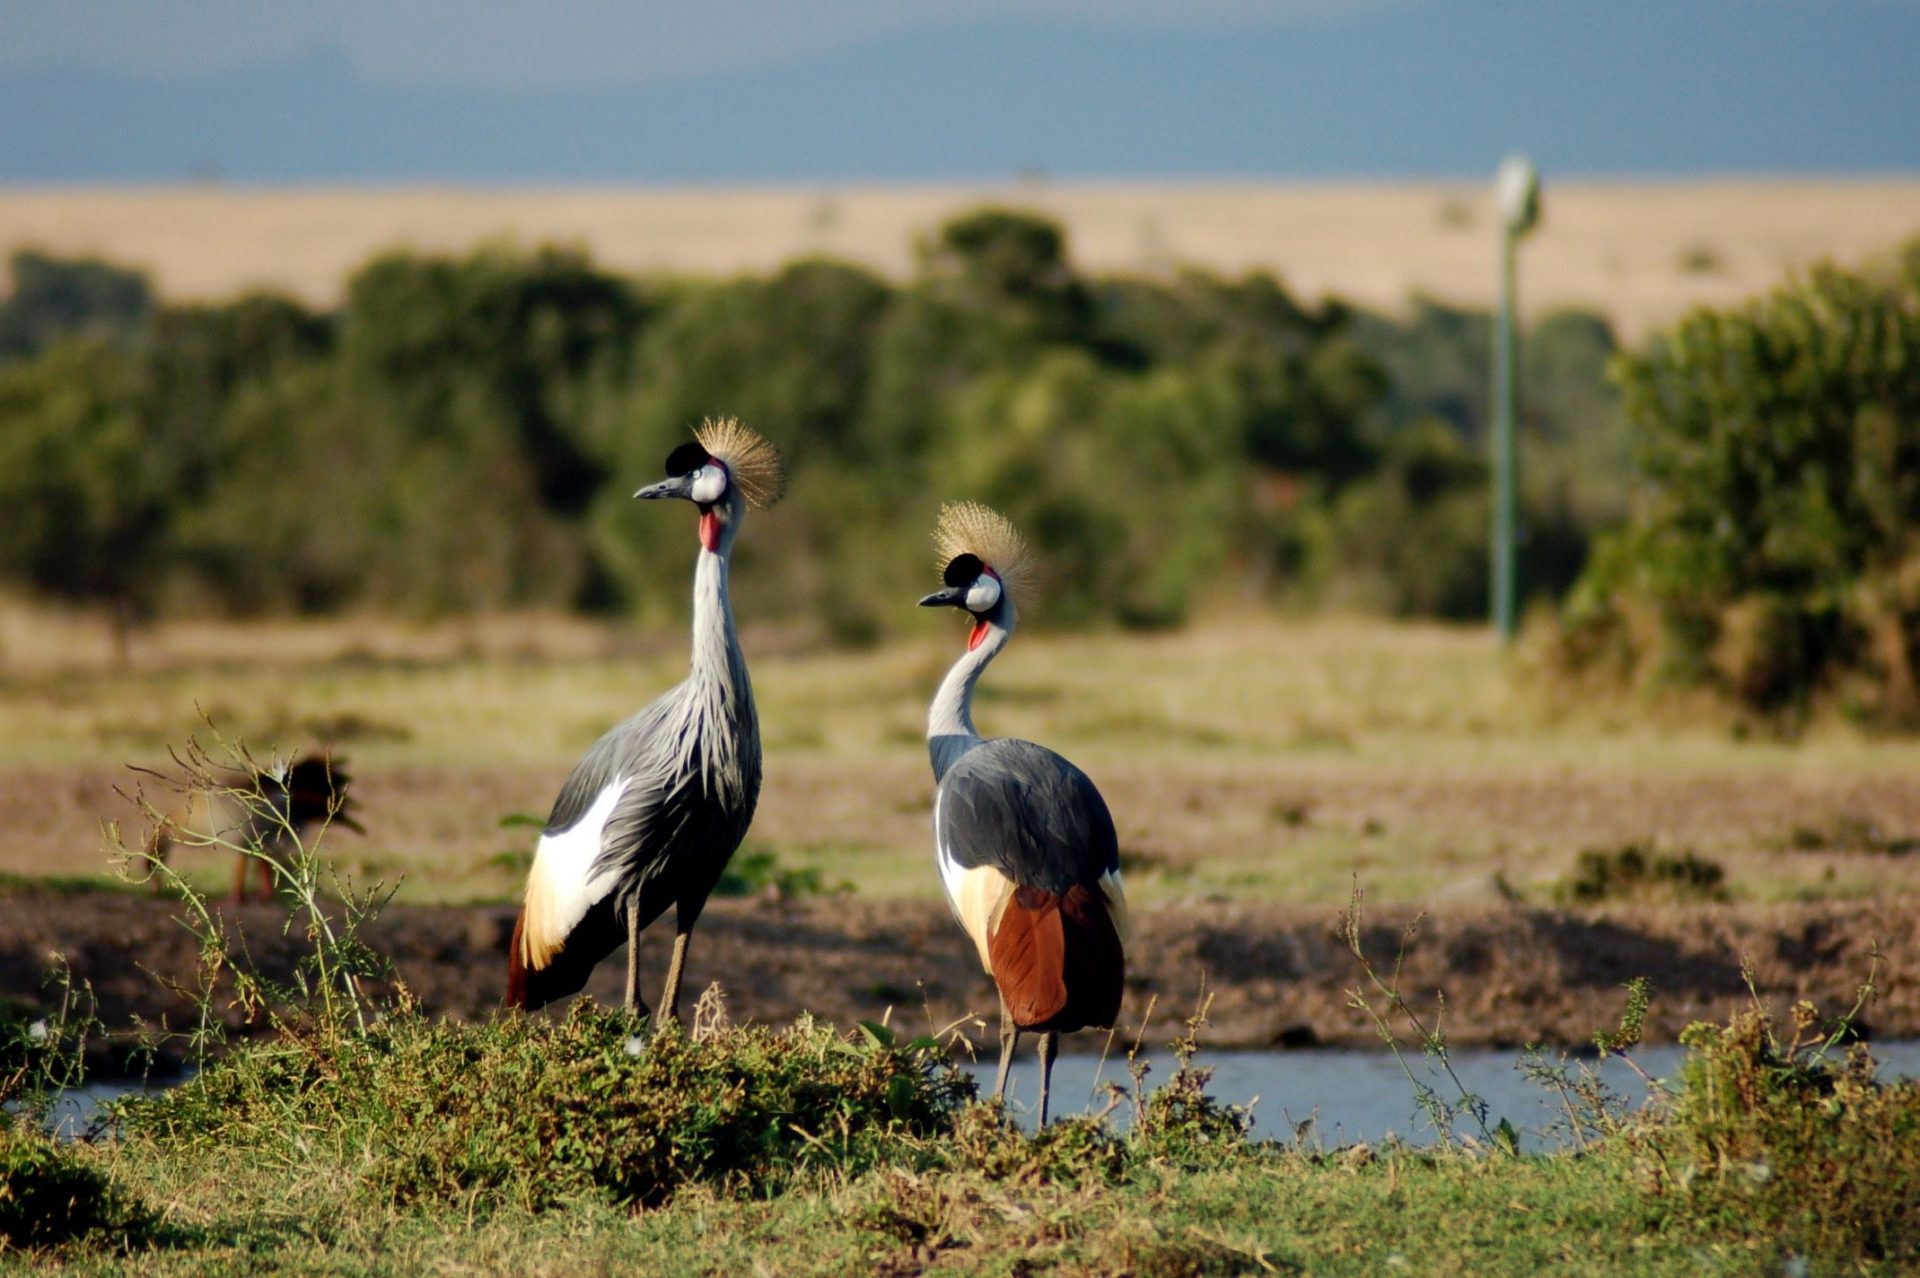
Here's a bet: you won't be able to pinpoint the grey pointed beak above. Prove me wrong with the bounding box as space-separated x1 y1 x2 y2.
918 587 965 608
634 474 696 501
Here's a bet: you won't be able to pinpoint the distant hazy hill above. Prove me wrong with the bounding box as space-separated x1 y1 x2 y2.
3 1 1917 182
5 181 1918 342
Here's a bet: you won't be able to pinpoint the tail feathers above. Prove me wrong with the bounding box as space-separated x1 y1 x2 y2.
506 913 530 1008
988 883 1124 1033
505 895 624 1011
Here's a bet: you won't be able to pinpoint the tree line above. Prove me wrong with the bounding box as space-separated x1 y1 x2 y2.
0 208 1631 641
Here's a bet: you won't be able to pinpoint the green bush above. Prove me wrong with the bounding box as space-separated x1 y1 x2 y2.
1555 844 1728 905
1558 245 1920 723
0 249 152 363
1642 1010 1920 1267
0 1118 151 1252
118 1008 973 1212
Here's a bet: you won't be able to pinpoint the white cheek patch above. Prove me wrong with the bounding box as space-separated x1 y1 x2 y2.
964 574 1002 612
690 465 728 505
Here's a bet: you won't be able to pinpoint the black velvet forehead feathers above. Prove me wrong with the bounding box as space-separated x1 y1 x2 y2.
943 553 984 588
664 441 710 476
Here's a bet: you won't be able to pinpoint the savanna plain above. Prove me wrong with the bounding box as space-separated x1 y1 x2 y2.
5 178 1919 1275
4 599 1917 1276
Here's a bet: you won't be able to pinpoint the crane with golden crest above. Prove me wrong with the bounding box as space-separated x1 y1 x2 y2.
917 502 1128 1123
507 418 784 1021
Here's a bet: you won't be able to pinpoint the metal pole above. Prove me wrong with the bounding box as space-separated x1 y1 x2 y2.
1492 226 1518 643
1490 154 1537 644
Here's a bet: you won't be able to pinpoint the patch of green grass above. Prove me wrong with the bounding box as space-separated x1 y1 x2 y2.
0 871 139 898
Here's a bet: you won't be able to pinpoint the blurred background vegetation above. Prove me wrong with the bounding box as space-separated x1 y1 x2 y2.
0 208 1914 723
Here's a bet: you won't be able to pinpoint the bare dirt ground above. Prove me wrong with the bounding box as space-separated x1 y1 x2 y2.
3 615 1914 1074
7 757 1920 908
1 887 1907 1075
4 181 1918 341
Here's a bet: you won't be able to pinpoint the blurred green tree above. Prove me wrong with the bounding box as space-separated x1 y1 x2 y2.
1562 249 1920 721
0 250 153 363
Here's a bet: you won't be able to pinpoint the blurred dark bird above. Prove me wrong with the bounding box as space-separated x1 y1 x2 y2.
506 418 783 1020
918 502 1128 1124
147 752 362 901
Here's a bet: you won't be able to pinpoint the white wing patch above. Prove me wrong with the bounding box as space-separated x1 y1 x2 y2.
933 786 1013 974
519 777 630 970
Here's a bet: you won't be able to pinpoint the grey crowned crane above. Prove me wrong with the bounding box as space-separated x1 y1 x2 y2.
506 418 784 1020
918 503 1128 1125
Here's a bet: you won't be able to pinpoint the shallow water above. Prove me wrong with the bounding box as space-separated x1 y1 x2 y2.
969 1039 1920 1150
40 1039 1920 1151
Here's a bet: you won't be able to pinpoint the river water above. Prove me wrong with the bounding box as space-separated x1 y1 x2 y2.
40 1040 1920 1151
970 1038 1920 1150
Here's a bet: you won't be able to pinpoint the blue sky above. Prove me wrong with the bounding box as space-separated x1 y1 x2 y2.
2 0 1916 181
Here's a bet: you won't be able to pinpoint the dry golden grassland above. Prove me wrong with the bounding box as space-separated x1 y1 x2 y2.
4 180 1919 339
3 596 1917 910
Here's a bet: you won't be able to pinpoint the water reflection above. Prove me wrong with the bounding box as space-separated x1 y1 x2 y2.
971 1040 1920 1150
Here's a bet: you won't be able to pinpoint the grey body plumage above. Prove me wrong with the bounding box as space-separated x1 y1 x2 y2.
919 503 1129 1125
934 739 1119 895
508 420 780 1018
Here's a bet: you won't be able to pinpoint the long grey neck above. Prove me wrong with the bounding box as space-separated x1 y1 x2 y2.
927 603 1014 782
689 541 744 690
680 517 756 794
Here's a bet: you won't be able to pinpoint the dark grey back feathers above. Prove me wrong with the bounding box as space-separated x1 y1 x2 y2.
936 738 1119 895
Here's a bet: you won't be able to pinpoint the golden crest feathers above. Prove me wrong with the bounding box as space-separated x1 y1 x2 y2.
933 501 1034 601
693 417 786 509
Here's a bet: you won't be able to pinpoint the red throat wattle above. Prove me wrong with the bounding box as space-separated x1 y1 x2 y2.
698 510 721 552
967 620 989 651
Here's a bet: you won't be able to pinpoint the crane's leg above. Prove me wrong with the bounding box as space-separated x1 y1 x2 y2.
657 896 709 1025
993 992 1020 1102
232 852 249 903
1037 1031 1059 1127
623 899 651 1020
658 924 693 1024
259 852 274 899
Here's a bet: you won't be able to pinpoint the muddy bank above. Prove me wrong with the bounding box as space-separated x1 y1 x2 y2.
1 888 1910 1073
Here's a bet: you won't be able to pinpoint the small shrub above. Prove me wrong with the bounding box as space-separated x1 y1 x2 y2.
0 1119 151 1252
1555 843 1728 904
713 847 846 899
1640 1009 1920 1266
947 1102 1129 1185
1129 1012 1256 1170
1675 243 1724 274
118 1008 972 1213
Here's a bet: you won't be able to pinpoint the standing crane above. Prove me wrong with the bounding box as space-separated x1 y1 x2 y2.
917 502 1127 1124
506 418 783 1021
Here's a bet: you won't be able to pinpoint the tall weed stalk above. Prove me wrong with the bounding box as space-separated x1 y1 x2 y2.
107 727 396 1059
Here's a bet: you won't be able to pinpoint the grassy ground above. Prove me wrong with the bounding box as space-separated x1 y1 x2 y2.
11 1150 1737 1277
2 600 1917 910
7 1004 1912 1277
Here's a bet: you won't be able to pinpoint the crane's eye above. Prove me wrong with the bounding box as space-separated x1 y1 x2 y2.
689 463 729 505
943 553 983 588
964 573 1002 613
664 442 708 476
